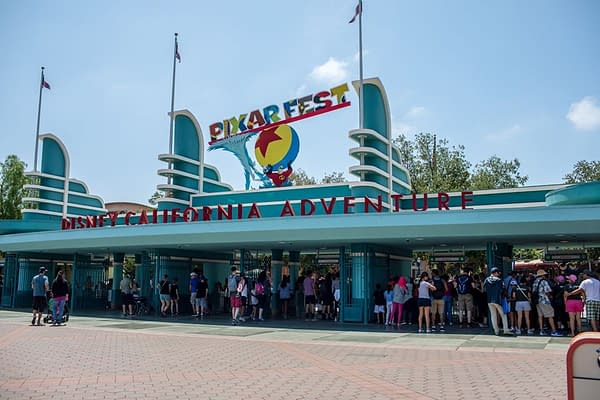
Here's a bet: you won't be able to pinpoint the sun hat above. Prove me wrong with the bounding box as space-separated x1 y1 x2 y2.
536 269 548 277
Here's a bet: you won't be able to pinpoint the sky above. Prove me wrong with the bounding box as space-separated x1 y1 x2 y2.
1 1 599 205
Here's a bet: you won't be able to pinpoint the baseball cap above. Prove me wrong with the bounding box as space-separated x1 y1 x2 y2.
490 267 500 274
568 274 578 282
39 267 46 273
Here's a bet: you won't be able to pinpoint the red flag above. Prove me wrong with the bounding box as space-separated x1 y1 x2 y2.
175 42 181 63
349 2 362 23
42 79 51 90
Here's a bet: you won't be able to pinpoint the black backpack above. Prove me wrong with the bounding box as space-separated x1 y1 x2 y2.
432 278 445 299
531 279 543 305
456 275 472 295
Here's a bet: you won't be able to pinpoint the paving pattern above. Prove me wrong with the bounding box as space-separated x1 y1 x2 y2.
0 311 569 400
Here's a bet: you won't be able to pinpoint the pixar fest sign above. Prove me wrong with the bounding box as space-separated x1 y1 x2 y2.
208 84 351 189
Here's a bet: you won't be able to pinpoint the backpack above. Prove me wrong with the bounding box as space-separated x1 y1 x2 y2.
255 281 265 296
432 278 444 299
456 275 472 295
531 280 542 305
227 274 239 293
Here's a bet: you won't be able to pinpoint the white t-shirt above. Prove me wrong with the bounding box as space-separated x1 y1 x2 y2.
418 280 431 299
580 278 600 301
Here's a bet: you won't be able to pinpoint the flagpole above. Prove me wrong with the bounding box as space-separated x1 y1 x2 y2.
358 0 364 130
33 67 45 172
168 33 178 185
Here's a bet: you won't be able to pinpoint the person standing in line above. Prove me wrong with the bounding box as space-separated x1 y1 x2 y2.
169 277 179 316
255 272 267 321
31 267 49 326
483 267 511 336
158 274 171 317
226 267 240 323
384 283 394 326
565 270 600 332
238 274 249 322
373 283 386 324
455 268 474 327
430 270 447 332
331 272 340 321
303 271 316 321
532 269 561 336
512 277 534 335
120 273 134 317
189 272 199 317
51 270 69 326
196 275 209 319
279 275 292 319
442 273 455 326
417 272 436 333
563 274 584 336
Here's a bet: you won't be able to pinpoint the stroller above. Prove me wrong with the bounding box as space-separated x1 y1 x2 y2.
43 292 70 324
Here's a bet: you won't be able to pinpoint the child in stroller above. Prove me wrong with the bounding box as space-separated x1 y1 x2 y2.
43 291 69 324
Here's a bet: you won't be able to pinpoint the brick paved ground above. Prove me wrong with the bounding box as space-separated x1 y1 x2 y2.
0 311 568 400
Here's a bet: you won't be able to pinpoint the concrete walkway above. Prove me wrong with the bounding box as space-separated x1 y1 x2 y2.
0 310 569 399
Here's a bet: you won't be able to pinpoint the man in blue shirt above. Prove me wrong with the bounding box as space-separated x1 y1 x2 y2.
31 267 49 326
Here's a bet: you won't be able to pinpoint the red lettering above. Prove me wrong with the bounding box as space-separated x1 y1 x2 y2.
438 192 450 210
364 196 382 213
247 203 261 219
344 196 355 214
301 199 315 216
217 205 232 220
237 204 243 219
138 210 148 225
203 206 212 221
280 201 295 217
391 194 403 212
183 207 198 222
152 209 158 224
162 209 168 223
320 198 336 214
61 218 71 230
412 193 428 211
77 216 85 228
125 211 135 225
313 91 333 110
461 191 474 209
70 217 76 228
85 215 97 228
171 208 180 223
107 211 119 226
98 215 105 227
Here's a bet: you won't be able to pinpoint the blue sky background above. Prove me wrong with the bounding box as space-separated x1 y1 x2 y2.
1 1 599 204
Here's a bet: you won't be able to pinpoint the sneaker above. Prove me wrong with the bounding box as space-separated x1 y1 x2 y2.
539 330 547 336
510 327 516 333
550 331 562 337
400 322 407 325
426 329 432 333
31 317 36 326
515 329 522 335
431 326 437 331
239 317 246 322
439 325 446 332
231 319 237 326
417 329 423 333
527 329 535 335
259 317 265 321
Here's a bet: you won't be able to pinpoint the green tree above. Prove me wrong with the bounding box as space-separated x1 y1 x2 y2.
148 190 165 205
470 156 528 190
0 155 27 219
563 160 600 183
393 132 471 193
290 169 347 186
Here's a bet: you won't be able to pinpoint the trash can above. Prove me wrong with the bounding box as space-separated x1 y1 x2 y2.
566 332 600 399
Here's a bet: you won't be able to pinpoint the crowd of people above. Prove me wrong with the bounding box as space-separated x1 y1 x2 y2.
374 266 600 336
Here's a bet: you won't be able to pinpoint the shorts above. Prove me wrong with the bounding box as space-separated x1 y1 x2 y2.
431 299 444 315
374 305 385 313
121 293 134 305
159 293 171 302
196 297 207 309
536 302 555 318
566 299 584 313
515 301 531 312
417 298 431 308
585 299 600 321
32 296 47 312
305 295 316 305
457 293 473 312
190 292 197 304
231 295 242 308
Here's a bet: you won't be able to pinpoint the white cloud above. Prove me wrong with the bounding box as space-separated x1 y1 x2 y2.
405 106 427 119
567 96 600 130
392 121 416 136
353 50 369 63
308 57 348 85
485 124 522 142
